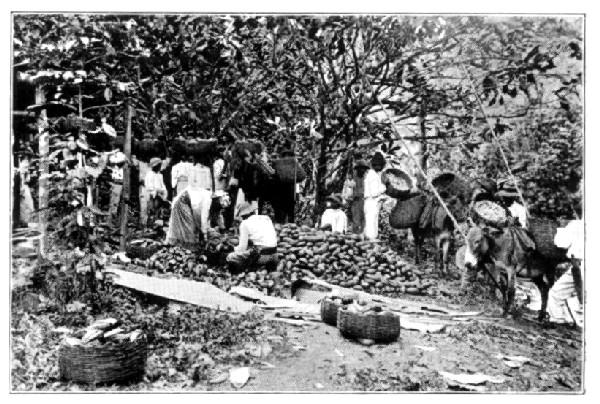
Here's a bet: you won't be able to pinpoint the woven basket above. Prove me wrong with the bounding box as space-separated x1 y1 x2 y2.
59 337 147 385
383 168 413 198
273 157 307 183
389 194 426 229
126 242 162 260
320 298 343 326
432 172 471 200
186 139 217 157
337 308 400 343
528 217 565 260
472 200 507 227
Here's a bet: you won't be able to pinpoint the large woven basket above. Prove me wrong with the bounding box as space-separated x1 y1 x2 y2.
383 168 413 199
337 308 400 343
59 337 147 385
186 139 217 157
320 298 343 326
273 157 307 183
389 194 426 229
472 200 507 227
432 172 471 200
528 217 565 261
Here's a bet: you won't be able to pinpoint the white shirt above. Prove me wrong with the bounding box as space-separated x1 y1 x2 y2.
363 169 386 199
137 160 150 187
172 161 192 187
213 159 227 192
235 214 278 252
189 163 212 190
320 208 347 233
509 201 527 228
554 219 584 260
110 166 123 182
144 170 167 198
186 187 213 237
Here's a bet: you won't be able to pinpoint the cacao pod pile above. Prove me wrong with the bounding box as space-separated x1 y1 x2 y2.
273 223 434 296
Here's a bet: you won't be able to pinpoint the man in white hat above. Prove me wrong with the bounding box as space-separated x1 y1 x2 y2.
226 202 278 273
107 151 126 223
142 157 168 226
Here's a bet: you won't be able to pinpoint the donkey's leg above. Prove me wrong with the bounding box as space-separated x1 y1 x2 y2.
532 275 550 321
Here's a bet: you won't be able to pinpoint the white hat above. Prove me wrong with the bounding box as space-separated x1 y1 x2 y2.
237 202 257 218
109 152 126 164
149 157 162 168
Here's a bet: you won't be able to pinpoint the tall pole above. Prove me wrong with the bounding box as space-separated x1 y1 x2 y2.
119 101 133 252
36 84 48 257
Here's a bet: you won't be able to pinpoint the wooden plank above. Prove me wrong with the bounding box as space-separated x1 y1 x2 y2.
105 267 255 314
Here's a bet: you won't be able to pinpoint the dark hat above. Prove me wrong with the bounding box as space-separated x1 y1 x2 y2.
326 194 343 207
371 151 386 168
354 159 369 169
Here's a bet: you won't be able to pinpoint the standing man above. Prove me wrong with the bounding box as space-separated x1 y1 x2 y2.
226 202 278 274
363 156 387 240
349 160 369 234
190 156 213 192
143 157 168 225
171 155 193 196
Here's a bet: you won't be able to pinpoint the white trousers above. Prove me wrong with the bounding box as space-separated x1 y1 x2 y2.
363 197 381 240
547 268 583 326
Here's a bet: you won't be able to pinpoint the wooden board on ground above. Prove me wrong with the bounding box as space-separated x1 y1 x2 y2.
229 286 320 318
105 267 256 314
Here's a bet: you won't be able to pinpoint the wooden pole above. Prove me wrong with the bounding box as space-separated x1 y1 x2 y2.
460 64 529 220
119 101 133 252
36 84 48 257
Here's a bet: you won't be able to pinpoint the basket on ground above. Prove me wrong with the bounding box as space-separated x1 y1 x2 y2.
58 337 147 384
320 298 343 326
472 200 507 227
382 168 413 198
389 194 427 229
126 240 162 260
528 217 565 260
337 308 400 343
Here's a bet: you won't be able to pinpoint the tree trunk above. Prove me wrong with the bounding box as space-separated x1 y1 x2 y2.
36 85 48 258
119 102 133 252
418 104 428 171
313 104 329 220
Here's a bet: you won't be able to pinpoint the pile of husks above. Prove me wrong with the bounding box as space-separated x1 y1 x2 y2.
128 224 434 298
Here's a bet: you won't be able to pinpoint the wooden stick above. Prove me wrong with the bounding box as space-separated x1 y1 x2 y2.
119 102 133 252
460 64 529 220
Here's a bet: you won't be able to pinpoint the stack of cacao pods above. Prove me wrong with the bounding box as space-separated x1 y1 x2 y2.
273 223 434 296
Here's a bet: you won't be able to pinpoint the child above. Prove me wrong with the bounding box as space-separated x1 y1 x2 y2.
320 194 348 233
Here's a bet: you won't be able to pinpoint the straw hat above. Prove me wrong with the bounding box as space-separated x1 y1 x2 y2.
149 157 162 168
237 202 257 218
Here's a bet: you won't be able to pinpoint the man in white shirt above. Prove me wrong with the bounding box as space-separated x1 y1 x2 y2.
320 194 347 233
189 157 213 191
226 202 278 273
142 157 168 226
171 155 193 195
363 158 387 240
547 218 584 326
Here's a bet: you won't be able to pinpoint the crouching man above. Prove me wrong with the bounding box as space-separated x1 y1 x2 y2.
226 202 278 274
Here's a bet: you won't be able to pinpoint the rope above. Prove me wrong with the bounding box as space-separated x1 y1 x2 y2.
460 64 530 223
373 98 467 243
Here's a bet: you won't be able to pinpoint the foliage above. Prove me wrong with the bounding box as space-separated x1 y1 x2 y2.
13 14 583 220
